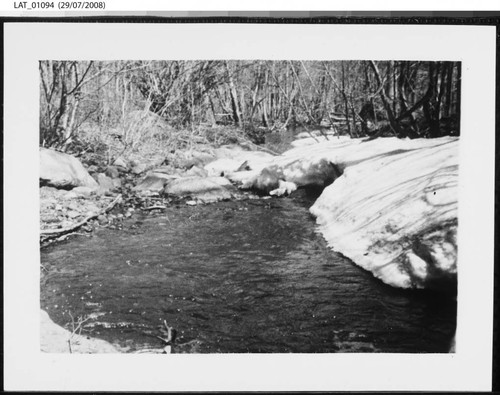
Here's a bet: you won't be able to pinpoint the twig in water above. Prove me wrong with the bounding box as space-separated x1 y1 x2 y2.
157 320 177 354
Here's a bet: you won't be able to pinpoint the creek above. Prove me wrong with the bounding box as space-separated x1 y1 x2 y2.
40 189 456 353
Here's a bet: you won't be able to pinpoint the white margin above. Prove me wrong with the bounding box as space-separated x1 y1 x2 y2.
3 22 496 391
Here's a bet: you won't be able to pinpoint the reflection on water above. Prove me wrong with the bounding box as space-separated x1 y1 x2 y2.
41 191 456 353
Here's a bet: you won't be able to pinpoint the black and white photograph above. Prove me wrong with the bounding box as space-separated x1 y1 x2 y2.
3 19 496 391
39 59 461 354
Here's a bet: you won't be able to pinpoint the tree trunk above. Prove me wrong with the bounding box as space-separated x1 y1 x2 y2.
397 61 418 136
341 61 352 137
387 61 396 114
423 62 441 138
224 61 243 128
455 62 462 131
349 98 358 138
368 61 403 136
261 101 269 127
443 62 454 118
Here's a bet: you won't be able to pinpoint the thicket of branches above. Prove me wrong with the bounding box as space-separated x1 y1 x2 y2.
40 60 461 153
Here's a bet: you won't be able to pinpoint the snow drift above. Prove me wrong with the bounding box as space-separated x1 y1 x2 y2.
241 136 458 290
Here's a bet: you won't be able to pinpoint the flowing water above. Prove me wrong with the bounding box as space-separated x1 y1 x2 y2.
40 190 456 353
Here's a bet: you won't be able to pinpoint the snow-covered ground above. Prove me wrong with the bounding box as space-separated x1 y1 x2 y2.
40 310 121 353
233 135 458 290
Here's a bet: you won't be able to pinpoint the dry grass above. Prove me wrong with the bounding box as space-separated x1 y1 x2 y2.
72 110 258 169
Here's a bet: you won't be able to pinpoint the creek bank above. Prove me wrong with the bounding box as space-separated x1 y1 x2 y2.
39 144 271 247
232 135 458 291
40 137 458 291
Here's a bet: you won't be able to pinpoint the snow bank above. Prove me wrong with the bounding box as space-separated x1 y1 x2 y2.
205 148 275 177
309 137 458 290
248 136 459 290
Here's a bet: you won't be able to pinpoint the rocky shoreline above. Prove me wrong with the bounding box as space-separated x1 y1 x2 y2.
39 144 274 248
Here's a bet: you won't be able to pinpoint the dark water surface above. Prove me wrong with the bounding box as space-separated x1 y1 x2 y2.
41 191 456 353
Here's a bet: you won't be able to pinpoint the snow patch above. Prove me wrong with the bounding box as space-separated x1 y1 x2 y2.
270 180 298 197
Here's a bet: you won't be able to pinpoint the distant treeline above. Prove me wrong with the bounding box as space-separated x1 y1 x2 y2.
40 60 461 150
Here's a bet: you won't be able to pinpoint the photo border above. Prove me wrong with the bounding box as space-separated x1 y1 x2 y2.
3 15 498 391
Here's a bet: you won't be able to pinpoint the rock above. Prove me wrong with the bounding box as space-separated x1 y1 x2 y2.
208 177 233 187
198 189 234 203
40 185 63 197
112 178 122 189
59 220 72 228
62 191 78 200
42 214 60 224
178 151 216 169
192 151 217 166
236 161 250 172
176 158 194 169
105 166 120 179
163 176 235 203
256 168 281 192
40 147 98 189
226 169 261 187
131 163 148 175
39 194 57 209
204 158 243 177
67 201 79 211
72 186 94 197
152 165 174 174
238 151 275 172
184 166 208 178
133 173 175 193
85 203 100 216
136 190 160 197
95 173 115 192
66 210 81 219
112 157 128 170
